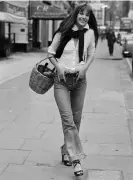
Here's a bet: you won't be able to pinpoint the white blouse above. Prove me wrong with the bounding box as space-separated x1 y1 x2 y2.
48 24 95 71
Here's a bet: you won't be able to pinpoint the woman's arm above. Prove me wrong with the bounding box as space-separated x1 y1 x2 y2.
84 30 95 71
47 32 61 69
48 55 59 70
47 32 66 81
75 30 96 80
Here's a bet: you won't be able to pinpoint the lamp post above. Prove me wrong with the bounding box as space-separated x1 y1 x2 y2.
105 6 112 26
109 9 112 26
101 5 108 26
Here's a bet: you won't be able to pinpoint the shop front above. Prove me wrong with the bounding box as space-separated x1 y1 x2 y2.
0 1 29 56
29 1 67 48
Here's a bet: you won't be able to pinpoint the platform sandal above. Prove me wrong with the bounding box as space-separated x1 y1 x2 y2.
72 159 83 176
61 146 72 166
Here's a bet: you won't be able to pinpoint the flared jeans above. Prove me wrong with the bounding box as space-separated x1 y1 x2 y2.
54 73 87 161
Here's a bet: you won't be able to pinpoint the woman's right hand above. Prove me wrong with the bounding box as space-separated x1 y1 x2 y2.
56 64 66 82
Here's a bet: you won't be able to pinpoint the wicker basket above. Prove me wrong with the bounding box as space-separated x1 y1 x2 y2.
29 58 55 95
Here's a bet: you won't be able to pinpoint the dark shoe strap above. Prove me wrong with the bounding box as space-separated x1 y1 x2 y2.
61 145 69 156
74 170 83 176
72 159 81 167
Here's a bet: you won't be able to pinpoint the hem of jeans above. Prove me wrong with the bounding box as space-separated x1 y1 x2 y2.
69 152 87 162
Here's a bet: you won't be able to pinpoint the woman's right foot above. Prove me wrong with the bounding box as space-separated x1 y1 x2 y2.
72 159 83 176
62 154 72 166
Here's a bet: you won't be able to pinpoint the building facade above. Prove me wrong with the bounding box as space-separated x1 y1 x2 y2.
0 1 30 55
29 1 67 48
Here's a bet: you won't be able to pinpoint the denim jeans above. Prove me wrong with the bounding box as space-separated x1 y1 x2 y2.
54 73 87 161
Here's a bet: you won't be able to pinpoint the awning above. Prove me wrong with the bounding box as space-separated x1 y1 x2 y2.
29 1 67 20
0 12 27 24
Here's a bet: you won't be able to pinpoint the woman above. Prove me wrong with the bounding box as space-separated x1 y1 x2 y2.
47 3 98 177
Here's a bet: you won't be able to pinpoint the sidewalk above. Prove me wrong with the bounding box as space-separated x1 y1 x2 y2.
0 40 133 180
95 39 123 60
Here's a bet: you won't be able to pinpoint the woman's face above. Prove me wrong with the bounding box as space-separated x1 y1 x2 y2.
76 8 90 29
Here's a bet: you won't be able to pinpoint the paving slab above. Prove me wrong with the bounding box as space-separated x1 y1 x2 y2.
0 163 88 180
0 163 122 180
0 150 30 164
124 91 133 109
0 127 44 139
53 167 88 180
98 143 132 156
0 137 25 150
82 155 133 173
0 165 54 180
0 163 8 176
87 170 122 180
20 136 64 152
83 142 132 156
21 101 58 124
123 172 133 180
120 80 133 93
80 132 130 144
24 150 61 167
0 74 32 123
83 100 126 114
81 123 129 135
82 113 128 127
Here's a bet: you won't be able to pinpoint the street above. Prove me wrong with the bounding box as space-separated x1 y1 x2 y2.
0 50 46 84
0 39 133 180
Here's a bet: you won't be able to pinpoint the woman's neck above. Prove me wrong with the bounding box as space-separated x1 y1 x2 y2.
75 23 84 30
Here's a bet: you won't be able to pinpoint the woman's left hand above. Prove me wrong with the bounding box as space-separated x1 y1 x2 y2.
75 64 87 81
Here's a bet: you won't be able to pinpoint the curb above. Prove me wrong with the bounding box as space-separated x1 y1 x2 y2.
125 57 132 72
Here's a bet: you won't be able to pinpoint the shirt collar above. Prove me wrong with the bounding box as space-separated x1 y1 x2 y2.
72 24 89 31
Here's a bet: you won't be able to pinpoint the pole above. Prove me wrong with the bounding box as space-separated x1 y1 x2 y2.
102 7 105 26
110 10 111 26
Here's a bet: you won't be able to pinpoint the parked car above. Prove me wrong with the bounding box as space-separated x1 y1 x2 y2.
122 33 133 57
119 31 128 45
122 32 133 72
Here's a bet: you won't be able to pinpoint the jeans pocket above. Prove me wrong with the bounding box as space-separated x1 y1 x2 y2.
77 75 86 82
54 75 67 89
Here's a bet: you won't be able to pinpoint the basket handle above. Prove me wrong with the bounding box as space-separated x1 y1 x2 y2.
36 56 57 67
36 57 49 67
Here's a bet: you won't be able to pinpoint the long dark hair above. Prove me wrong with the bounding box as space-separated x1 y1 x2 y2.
54 3 99 46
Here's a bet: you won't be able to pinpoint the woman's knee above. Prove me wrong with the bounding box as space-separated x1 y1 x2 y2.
60 111 75 128
73 110 82 123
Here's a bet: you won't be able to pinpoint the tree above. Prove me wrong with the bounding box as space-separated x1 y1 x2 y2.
122 1 130 17
67 1 76 14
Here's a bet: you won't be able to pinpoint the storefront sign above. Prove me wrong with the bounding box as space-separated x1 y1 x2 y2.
36 5 49 12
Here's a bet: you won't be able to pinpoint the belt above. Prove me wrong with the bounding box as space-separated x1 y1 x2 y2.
65 72 78 78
